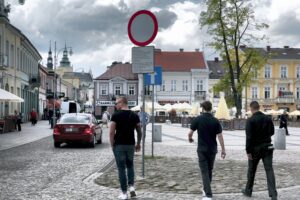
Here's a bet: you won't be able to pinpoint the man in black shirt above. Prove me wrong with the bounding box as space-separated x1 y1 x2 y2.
188 101 226 200
279 111 289 135
110 96 142 200
242 101 277 200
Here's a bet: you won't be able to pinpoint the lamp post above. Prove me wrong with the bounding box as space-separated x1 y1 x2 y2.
52 42 73 128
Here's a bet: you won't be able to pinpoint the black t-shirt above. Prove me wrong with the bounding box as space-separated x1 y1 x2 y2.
111 110 140 145
190 113 222 153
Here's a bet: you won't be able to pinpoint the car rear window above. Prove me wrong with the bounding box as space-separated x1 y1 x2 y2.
60 115 90 123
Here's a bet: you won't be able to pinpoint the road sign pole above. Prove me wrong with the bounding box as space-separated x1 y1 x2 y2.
142 75 146 178
151 84 154 158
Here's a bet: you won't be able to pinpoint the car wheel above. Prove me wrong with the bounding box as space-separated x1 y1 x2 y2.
54 142 61 148
90 135 96 148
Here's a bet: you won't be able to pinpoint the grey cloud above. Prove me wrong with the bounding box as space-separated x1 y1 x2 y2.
149 0 202 9
154 10 177 30
270 12 300 37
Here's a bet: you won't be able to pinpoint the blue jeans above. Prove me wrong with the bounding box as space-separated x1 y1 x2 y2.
113 145 135 192
197 151 216 198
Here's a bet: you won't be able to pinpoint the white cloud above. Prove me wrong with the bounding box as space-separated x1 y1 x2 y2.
5 0 300 78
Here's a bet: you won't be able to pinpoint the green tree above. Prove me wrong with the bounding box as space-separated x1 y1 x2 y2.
200 0 268 117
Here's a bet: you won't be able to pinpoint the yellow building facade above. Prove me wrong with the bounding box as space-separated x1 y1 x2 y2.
246 47 300 112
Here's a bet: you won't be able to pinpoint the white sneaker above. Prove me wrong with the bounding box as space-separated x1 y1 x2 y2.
129 186 137 198
202 197 212 200
118 192 128 200
202 189 206 197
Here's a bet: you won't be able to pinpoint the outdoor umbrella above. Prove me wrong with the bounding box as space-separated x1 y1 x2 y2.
0 88 24 102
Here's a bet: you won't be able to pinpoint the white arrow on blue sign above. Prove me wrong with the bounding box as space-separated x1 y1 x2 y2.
144 66 162 85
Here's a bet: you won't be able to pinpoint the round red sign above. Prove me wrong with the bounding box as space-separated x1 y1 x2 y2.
128 10 158 47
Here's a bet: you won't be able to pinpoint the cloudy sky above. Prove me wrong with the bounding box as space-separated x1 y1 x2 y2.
7 0 300 77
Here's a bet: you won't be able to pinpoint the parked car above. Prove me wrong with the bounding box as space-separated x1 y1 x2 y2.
53 113 102 148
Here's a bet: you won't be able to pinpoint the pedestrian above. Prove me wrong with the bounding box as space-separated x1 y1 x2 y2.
30 108 38 126
188 101 226 200
102 110 109 128
14 110 22 131
109 96 142 200
138 106 149 136
279 110 289 135
242 101 277 200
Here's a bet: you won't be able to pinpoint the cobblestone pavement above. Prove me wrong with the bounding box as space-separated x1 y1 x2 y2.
1 122 300 199
91 124 300 200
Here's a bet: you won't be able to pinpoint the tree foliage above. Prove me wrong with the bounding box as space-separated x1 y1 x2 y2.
200 0 268 117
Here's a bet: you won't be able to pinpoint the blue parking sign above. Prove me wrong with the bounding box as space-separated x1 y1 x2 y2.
144 66 162 85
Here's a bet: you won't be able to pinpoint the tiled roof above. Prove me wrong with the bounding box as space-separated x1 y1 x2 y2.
95 62 138 80
63 72 93 82
241 46 300 60
154 50 207 71
207 59 225 79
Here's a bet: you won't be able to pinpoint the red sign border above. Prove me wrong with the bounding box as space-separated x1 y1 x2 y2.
128 10 158 47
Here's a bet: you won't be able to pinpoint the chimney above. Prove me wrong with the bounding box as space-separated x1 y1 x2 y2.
195 48 199 52
214 57 219 62
266 46 271 51
284 46 289 49
179 48 184 52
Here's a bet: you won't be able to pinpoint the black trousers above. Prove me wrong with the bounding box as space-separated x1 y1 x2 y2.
197 151 216 198
245 148 277 198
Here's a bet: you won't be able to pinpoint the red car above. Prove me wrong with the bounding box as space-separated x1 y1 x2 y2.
53 113 102 148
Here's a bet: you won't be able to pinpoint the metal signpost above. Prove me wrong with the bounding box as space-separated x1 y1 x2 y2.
144 67 162 157
128 10 158 178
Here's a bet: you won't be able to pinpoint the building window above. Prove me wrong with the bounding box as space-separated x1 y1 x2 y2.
128 85 135 95
182 80 188 91
251 87 258 99
297 66 300 78
297 87 300 99
161 80 165 91
114 85 122 95
10 44 14 68
265 87 270 99
196 80 203 91
5 40 9 67
280 65 287 78
265 65 271 78
100 84 108 95
171 80 176 91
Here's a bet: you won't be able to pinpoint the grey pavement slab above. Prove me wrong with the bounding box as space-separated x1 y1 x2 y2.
0 120 52 151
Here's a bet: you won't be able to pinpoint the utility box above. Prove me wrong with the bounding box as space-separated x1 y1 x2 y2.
153 124 162 142
274 129 286 150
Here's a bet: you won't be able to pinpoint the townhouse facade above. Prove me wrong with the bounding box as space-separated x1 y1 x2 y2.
138 49 209 105
94 62 138 117
246 46 300 112
0 14 42 120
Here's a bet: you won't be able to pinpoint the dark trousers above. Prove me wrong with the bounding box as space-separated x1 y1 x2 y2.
280 124 289 135
197 151 216 198
113 145 135 193
245 148 277 198
15 119 21 131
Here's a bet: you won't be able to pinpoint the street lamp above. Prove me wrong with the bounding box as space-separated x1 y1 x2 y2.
52 41 73 127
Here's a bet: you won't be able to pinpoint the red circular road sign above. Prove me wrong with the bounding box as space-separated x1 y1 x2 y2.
128 10 158 47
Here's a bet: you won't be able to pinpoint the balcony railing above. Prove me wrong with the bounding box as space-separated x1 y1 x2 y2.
275 97 295 104
194 91 206 100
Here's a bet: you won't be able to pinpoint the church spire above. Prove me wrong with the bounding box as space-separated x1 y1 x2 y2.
47 40 53 70
60 42 71 67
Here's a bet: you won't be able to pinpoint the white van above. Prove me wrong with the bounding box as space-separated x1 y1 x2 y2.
60 101 81 115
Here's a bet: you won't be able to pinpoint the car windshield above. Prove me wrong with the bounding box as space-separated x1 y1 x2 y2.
60 115 90 124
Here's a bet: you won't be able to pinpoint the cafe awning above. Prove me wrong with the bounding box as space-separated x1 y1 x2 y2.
0 88 24 102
